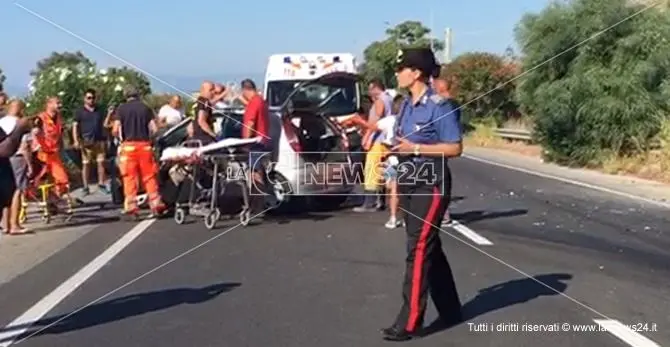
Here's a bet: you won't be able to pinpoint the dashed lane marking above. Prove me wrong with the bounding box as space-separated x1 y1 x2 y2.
443 220 494 246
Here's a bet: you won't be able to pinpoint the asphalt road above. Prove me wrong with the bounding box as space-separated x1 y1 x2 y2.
0 157 668 347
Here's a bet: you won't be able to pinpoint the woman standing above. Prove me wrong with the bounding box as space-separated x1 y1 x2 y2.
1 99 33 235
381 47 463 341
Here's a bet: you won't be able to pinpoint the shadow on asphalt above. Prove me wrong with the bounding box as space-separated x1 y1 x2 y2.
422 273 573 337
451 209 528 224
0 282 240 342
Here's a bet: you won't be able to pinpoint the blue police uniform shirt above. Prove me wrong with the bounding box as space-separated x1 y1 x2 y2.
395 88 462 145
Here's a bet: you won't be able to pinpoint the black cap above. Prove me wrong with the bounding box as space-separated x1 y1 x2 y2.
395 47 440 78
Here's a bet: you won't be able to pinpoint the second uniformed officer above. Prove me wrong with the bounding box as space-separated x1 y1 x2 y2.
382 47 463 341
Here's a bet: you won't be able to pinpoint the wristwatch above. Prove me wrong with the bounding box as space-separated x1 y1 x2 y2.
413 144 421 156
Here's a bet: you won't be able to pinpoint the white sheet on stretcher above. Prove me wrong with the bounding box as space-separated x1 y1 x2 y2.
160 137 261 161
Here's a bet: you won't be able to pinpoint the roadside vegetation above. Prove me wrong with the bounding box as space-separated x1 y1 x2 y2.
358 0 670 183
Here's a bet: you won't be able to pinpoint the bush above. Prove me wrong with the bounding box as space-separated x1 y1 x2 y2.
442 52 520 127
25 51 151 122
516 0 670 166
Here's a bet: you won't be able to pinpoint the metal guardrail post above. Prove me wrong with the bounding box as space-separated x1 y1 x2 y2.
493 128 533 142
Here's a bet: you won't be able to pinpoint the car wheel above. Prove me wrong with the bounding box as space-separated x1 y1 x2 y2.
266 171 292 209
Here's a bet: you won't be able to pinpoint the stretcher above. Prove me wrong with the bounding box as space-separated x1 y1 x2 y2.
159 137 261 229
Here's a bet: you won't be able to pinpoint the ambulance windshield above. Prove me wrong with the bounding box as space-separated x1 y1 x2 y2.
267 79 357 115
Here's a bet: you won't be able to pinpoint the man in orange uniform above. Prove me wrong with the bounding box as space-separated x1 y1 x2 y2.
33 97 71 198
111 86 166 217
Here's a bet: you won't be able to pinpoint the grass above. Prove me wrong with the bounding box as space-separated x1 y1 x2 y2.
601 151 670 183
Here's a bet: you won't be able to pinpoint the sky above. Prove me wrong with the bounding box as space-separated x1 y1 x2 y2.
0 0 550 93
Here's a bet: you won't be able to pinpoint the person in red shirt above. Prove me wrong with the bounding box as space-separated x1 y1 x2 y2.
240 79 271 218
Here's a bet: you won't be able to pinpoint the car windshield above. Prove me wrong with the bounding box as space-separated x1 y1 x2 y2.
266 79 357 115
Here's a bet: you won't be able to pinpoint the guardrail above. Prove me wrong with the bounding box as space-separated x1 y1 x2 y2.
494 128 533 142
493 128 664 149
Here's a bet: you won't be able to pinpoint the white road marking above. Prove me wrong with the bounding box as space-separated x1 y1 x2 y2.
443 220 494 246
0 219 155 347
463 154 670 209
593 319 660 347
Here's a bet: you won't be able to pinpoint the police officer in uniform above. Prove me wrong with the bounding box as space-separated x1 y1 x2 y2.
382 47 463 341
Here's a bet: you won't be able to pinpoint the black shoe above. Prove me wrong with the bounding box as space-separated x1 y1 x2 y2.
380 326 417 342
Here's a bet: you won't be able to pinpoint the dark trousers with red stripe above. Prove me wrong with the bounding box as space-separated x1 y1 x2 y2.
394 178 462 332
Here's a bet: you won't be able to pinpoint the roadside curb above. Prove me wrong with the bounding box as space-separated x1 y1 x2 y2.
462 153 670 210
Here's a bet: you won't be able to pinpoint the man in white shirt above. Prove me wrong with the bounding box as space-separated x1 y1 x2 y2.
157 95 184 127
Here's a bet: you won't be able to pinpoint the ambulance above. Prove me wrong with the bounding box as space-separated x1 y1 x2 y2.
263 53 360 126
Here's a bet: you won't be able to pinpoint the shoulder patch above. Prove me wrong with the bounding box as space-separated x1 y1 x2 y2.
429 94 446 105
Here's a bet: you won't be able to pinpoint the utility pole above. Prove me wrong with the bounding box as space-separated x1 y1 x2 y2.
429 7 435 51
444 28 452 63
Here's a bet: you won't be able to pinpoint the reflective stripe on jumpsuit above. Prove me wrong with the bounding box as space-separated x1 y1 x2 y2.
35 112 69 196
117 141 165 213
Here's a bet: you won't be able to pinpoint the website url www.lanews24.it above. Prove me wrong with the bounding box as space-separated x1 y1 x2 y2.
468 322 658 333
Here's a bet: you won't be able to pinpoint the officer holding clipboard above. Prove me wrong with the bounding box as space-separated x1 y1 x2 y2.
382 47 463 341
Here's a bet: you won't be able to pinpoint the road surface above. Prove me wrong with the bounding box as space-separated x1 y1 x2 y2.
0 156 667 347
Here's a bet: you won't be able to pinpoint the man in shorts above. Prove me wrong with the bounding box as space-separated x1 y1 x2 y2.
72 89 109 195
241 79 272 220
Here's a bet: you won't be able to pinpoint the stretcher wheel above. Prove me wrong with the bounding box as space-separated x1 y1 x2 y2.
174 208 186 224
204 211 217 230
239 210 250 226
41 214 51 224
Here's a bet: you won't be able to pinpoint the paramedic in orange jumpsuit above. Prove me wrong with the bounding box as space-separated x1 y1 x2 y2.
33 97 70 197
111 86 166 216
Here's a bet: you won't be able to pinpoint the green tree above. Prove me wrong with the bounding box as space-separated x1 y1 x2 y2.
361 21 444 88
442 52 520 126
515 0 670 166
31 51 94 77
93 66 152 112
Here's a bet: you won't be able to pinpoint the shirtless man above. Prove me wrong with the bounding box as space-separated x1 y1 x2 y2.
190 81 217 144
